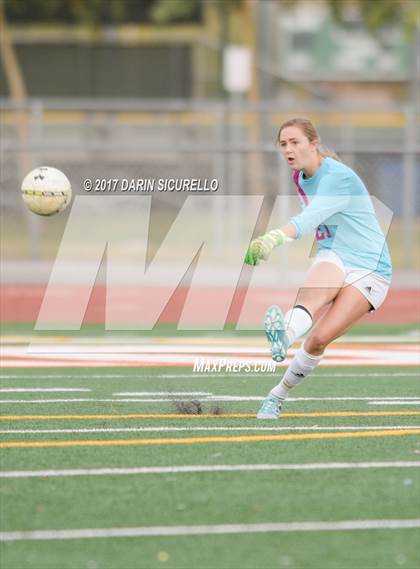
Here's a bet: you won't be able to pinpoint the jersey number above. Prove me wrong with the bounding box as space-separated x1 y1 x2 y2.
316 224 332 241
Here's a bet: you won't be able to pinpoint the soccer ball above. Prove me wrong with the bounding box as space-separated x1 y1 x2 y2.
21 166 72 216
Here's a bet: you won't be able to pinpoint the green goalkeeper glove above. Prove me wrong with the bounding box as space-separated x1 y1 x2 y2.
244 229 288 266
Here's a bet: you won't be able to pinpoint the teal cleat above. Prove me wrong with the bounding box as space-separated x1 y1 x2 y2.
257 395 282 419
264 305 290 362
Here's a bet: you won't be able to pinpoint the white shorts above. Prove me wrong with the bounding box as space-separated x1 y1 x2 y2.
312 250 391 311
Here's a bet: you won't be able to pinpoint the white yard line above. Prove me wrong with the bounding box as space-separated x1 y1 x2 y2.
0 375 135 379
1 519 419 541
112 392 212 396
3 333 418 344
1 396 419 404
0 388 91 393
0 399 119 404
0 461 420 478
202 396 420 402
368 401 420 406
334 335 420 343
0 398 218 403
0 398 212 403
1 462 419 480
3 344 420 367
1 426 419 435
110 395 420 401
3 358 419 368
19 344 420 355
0 372 418 379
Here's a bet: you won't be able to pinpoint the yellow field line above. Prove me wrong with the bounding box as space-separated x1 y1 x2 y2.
1 411 420 421
1 429 419 449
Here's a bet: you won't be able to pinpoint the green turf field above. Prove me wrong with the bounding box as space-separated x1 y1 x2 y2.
0 360 419 569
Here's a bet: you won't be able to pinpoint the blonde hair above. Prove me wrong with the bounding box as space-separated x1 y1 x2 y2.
277 117 341 162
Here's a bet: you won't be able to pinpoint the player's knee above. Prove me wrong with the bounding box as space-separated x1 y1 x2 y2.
306 331 329 353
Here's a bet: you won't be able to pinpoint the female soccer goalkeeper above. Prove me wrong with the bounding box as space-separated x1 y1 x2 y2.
244 117 392 419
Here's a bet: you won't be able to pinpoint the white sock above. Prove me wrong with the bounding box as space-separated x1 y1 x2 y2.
284 305 313 346
270 346 322 401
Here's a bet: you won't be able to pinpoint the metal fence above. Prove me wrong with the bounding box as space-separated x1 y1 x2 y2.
1 99 418 271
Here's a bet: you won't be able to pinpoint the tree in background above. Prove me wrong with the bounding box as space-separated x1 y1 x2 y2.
328 0 418 36
1 0 418 100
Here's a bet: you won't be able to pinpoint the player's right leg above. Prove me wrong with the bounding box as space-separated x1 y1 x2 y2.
258 261 344 419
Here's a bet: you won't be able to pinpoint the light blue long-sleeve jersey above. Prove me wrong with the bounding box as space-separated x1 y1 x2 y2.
290 157 392 280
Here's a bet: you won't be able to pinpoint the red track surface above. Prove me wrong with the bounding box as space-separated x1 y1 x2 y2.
1 285 418 325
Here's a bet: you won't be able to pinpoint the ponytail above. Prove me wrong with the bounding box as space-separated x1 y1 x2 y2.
319 144 342 162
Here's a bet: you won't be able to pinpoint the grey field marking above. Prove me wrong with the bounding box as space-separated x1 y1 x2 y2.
1 426 419 436
1 519 419 541
1 461 419 479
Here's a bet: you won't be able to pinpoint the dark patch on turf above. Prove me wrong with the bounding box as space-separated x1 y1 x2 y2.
174 400 203 415
209 403 224 415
